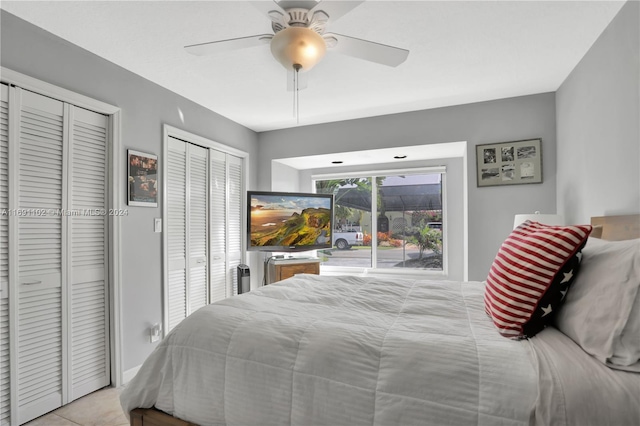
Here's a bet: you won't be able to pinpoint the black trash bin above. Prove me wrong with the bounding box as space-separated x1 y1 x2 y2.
378 215 389 233
237 264 250 294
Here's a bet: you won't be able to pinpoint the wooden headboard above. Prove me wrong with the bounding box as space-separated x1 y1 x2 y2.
591 214 640 240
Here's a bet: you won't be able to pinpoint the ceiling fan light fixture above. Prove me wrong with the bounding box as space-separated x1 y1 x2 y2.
270 27 327 71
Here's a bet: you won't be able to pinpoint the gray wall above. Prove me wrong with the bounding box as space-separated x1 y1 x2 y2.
271 162 301 192
556 0 640 223
258 93 558 281
1 11 259 371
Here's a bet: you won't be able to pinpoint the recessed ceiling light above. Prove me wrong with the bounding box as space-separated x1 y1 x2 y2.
394 155 407 159
332 161 343 164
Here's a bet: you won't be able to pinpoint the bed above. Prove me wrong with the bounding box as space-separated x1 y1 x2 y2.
121 214 640 426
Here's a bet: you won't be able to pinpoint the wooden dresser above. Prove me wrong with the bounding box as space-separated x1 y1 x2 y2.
266 258 320 284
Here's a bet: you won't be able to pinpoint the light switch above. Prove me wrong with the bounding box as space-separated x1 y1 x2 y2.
150 323 162 343
154 218 162 233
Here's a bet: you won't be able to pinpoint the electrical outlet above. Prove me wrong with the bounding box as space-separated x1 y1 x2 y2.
150 323 162 343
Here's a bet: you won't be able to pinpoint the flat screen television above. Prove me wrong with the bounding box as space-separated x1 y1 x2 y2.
247 190 334 252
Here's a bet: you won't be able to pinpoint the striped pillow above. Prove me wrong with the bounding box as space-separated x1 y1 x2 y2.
485 221 592 339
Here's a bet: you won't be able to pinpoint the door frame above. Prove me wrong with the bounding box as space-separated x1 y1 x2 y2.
1 68 125 390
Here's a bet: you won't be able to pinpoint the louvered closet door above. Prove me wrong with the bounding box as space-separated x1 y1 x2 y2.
227 155 243 296
2 86 110 424
209 150 226 302
15 89 65 423
67 106 109 401
0 84 10 426
187 145 208 313
165 136 243 330
166 138 187 331
166 138 209 330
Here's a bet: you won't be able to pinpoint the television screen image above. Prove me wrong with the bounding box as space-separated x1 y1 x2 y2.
247 191 333 252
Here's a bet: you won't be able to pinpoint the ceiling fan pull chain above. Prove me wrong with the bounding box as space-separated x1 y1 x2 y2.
293 64 302 124
292 67 297 119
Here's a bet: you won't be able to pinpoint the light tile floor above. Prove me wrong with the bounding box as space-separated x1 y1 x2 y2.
24 387 128 426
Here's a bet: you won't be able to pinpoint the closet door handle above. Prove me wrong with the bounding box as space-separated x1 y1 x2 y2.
22 280 42 285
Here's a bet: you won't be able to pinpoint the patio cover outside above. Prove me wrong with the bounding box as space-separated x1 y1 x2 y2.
334 184 442 213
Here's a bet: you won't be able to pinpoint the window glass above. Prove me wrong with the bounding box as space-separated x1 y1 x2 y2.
316 178 372 268
375 174 442 270
315 172 443 271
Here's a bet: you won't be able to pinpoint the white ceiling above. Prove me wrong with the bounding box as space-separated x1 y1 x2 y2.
1 1 625 132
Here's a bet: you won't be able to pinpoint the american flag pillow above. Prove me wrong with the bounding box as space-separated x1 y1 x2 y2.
485 220 592 339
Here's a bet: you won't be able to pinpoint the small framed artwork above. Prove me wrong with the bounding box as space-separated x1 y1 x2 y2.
128 149 158 207
476 139 542 187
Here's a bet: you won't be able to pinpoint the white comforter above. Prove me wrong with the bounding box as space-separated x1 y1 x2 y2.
121 275 539 425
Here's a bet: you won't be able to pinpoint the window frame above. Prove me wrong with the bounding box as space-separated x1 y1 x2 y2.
312 166 448 278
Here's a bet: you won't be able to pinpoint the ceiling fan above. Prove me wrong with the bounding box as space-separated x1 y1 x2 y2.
184 0 410 83
185 1 409 122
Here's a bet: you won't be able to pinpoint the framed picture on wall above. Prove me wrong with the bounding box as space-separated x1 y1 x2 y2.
476 139 542 187
128 149 158 207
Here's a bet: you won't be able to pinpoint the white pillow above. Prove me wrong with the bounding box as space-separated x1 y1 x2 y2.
554 237 640 371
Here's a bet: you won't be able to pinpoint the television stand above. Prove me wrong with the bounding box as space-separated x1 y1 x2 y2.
266 258 320 285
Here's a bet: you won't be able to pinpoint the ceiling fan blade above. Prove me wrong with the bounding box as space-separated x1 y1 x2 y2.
311 1 364 23
185 34 272 56
324 33 409 67
274 1 320 12
248 1 286 17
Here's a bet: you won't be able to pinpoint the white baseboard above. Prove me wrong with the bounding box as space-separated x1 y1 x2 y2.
122 365 142 384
